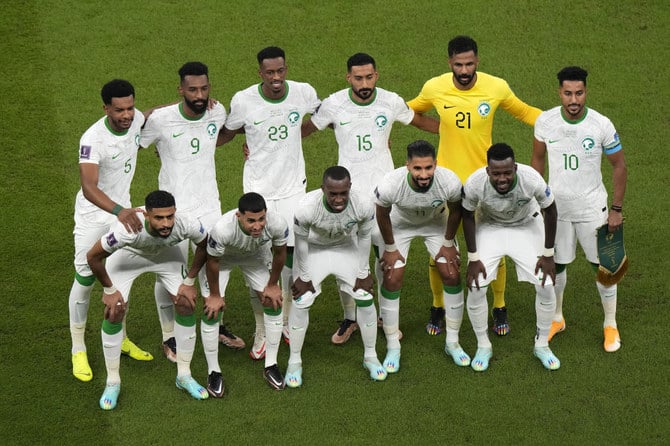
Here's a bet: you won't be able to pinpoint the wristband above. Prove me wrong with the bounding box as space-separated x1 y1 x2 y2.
384 243 398 252
183 277 196 286
610 205 622 213
111 204 123 216
103 285 118 295
443 238 455 248
468 252 480 262
543 247 555 257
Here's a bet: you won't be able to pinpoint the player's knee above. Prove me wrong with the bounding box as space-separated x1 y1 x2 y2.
174 298 195 316
107 306 126 324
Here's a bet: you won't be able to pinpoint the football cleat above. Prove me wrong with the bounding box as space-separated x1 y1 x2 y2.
383 348 401 374
331 319 358 345
99 383 121 410
534 346 561 370
426 306 445 336
471 347 493 372
603 326 621 352
207 371 225 398
491 306 510 336
363 358 388 381
176 375 209 400
219 324 245 350
445 342 471 367
121 337 153 361
162 337 177 363
264 364 286 390
548 319 566 342
285 363 303 388
249 331 266 360
72 351 93 382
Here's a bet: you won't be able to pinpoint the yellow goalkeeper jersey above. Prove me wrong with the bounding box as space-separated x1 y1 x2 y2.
408 71 541 183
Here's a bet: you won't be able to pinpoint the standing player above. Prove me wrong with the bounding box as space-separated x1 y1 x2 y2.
285 166 385 388
531 66 627 352
302 53 439 344
408 35 542 336
140 61 243 369
87 191 217 410
206 192 289 390
462 143 559 371
219 47 320 353
374 141 465 373
68 79 151 382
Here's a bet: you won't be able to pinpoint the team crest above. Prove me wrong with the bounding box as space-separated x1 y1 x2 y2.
135 134 141 146
375 115 388 129
287 111 301 126
582 137 595 151
477 101 491 117
207 123 217 138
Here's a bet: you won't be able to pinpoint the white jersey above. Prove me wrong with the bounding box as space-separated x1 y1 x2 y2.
462 164 554 226
140 102 227 215
225 80 320 199
535 106 621 221
374 166 462 227
75 111 145 222
101 211 206 257
310 87 414 194
206 209 289 259
294 189 375 247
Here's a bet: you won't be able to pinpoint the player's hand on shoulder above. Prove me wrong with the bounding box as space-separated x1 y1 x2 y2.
117 207 144 233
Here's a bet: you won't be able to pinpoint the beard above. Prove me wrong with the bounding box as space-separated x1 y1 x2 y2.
185 97 207 114
352 87 373 100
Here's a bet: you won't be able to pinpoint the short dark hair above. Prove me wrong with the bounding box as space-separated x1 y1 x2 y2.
448 35 478 57
347 53 376 71
487 143 515 162
323 165 351 183
238 192 267 214
101 79 135 105
557 66 588 87
145 190 175 210
178 62 209 82
407 140 436 160
257 46 285 65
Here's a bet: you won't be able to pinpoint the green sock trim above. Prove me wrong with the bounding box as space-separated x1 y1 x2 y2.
102 319 123 335
201 312 220 324
381 286 401 300
354 298 374 307
75 272 95 286
263 306 282 316
443 283 463 294
589 262 599 273
285 249 293 268
176 313 196 327
556 263 567 274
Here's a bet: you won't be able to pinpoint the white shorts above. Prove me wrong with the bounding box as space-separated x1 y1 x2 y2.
266 191 303 247
474 213 551 287
294 243 371 308
382 219 447 262
105 246 187 302
72 211 116 276
202 252 272 298
555 216 605 264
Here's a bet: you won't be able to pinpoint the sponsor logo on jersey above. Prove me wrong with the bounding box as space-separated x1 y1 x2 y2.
253 119 266 125
477 101 491 117
80 145 91 159
287 111 301 126
375 114 388 128
106 233 118 247
339 121 351 126
582 137 595 151
111 152 121 160
172 132 185 138
443 105 455 110
207 123 217 138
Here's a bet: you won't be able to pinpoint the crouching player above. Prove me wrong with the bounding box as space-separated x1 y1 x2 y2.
87 190 216 410
205 192 289 390
285 166 385 387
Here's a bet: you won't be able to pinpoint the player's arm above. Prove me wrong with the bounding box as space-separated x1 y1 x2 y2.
462 207 486 290
217 125 244 146
435 200 462 278
353 220 374 293
301 119 319 138
606 149 627 232
409 112 439 134
86 241 126 322
536 201 557 286
501 94 542 126
176 237 208 312
263 243 287 310
291 233 315 297
80 163 143 233
530 138 548 177
376 204 405 277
